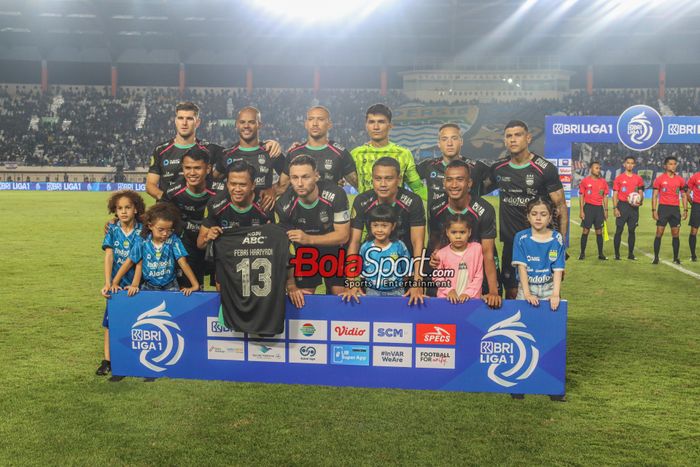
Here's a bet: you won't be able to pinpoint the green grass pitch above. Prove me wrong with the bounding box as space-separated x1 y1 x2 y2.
0 192 697 465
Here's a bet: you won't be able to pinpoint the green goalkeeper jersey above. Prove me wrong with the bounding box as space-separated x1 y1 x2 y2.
350 141 427 200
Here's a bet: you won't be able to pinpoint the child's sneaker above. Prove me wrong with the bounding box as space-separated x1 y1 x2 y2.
95 360 111 376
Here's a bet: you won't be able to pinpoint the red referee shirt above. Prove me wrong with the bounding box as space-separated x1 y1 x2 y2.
613 173 644 202
579 176 610 206
687 172 700 204
653 173 687 206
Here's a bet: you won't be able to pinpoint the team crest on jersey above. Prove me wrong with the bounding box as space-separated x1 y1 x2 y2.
258 155 266 166
526 174 535 186
123 240 130 248
320 210 330 224
324 159 333 170
548 249 558 261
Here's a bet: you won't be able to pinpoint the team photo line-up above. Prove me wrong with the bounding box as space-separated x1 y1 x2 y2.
95 101 699 377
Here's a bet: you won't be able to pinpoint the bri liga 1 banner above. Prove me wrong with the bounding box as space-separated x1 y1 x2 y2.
109 293 567 395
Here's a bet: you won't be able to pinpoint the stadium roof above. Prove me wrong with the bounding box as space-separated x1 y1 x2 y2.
1 0 700 67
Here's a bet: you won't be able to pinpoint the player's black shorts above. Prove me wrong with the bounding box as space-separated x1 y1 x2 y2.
177 244 207 288
656 205 681 228
615 202 639 230
501 238 518 290
293 246 346 291
689 203 700 228
581 204 605 230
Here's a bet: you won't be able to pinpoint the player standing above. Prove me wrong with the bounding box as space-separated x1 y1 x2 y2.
578 161 610 260
612 156 645 260
276 155 351 302
490 120 567 299
213 107 285 211
282 106 358 188
651 156 688 264
687 166 700 261
351 104 427 199
417 123 492 211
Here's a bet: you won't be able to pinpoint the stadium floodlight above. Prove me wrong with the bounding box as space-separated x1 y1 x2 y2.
252 0 391 23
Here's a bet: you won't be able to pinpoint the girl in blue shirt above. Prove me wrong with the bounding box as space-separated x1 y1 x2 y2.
111 202 200 296
511 196 565 311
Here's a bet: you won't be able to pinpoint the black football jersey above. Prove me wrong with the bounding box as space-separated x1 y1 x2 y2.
202 190 271 232
162 180 216 247
215 144 284 193
275 181 350 241
215 224 291 334
148 139 222 192
350 187 425 256
490 154 563 241
284 141 355 184
417 156 491 210
428 195 497 250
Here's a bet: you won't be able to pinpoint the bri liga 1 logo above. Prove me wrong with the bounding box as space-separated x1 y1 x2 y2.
130 301 185 372
616 105 663 152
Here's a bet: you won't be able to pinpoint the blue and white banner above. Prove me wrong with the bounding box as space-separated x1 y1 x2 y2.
109 293 567 395
0 182 145 192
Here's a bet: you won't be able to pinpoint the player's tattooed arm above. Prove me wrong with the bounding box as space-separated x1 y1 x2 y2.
343 172 359 189
549 189 568 243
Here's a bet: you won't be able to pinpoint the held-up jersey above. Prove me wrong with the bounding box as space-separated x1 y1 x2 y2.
416 156 491 209
202 190 271 232
688 172 700 203
102 221 143 287
612 173 645 202
511 228 566 286
350 187 425 256
215 144 284 193
579 176 610 206
351 141 428 199
275 181 350 239
128 234 188 287
284 141 355 184
428 196 497 248
214 224 291 334
148 139 222 192
653 173 687 206
491 154 563 242
162 180 216 247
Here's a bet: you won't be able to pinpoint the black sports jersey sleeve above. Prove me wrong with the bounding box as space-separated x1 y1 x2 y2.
473 198 497 240
271 152 285 175
416 159 430 180
325 185 350 223
148 146 161 175
406 193 426 227
274 189 294 230
543 160 563 193
215 224 290 334
350 192 371 230
338 146 356 177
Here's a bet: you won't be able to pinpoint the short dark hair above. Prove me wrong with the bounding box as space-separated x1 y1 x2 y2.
182 147 210 165
227 161 255 183
664 155 678 164
589 160 601 168
444 159 471 175
289 154 317 171
372 156 400 175
624 156 636 163
366 103 392 122
366 204 398 241
439 123 461 133
176 101 200 117
504 120 528 133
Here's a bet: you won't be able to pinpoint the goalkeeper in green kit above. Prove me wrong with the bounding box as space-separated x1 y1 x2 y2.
351 104 427 200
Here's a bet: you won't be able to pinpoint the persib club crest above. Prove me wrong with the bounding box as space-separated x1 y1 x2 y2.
480 311 539 387
617 105 663 152
130 301 184 372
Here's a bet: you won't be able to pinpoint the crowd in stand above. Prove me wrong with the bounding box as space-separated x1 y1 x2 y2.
0 85 699 182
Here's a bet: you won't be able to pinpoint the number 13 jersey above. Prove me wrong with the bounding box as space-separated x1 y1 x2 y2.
214 224 291 334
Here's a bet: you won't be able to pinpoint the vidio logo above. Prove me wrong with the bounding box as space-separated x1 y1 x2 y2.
130 301 184 372
480 311 539 388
